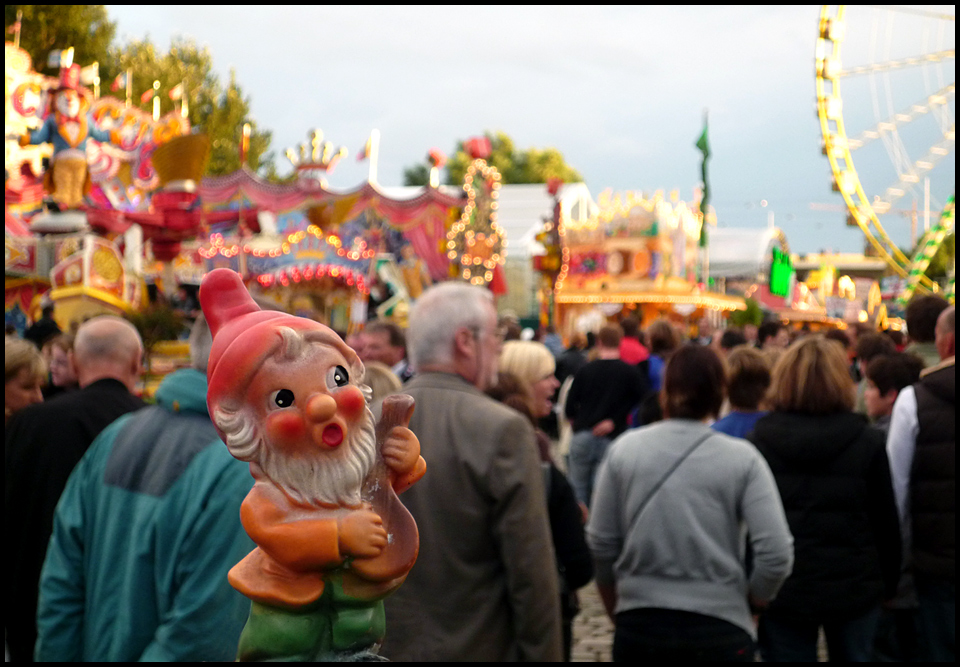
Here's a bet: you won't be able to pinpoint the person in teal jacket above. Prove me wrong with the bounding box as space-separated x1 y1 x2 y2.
35 316 255 661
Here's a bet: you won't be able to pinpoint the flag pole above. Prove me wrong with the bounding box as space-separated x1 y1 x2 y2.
125 69 132 108
14 10 22 49
695 109 711 287
368 128 380 184
152 81 160 121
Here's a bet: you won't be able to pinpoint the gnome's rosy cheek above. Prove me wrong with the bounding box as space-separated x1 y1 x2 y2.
335 385 366 421
265 410 308 453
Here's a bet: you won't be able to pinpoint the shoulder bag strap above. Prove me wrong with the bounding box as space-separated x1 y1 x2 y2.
629 430 714 526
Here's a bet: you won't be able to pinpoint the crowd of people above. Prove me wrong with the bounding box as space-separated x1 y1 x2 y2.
4 287 954 662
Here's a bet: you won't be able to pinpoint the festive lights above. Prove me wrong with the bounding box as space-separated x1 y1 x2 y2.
198 233 240 259
208 224 360 261
255 262 369 295
446 159 506 286
555 292 744 311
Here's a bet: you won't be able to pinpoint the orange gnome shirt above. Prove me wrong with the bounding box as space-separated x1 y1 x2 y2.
229 459 425 609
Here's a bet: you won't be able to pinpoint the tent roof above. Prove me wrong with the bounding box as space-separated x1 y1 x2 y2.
708 227 786 278
384 183 598 256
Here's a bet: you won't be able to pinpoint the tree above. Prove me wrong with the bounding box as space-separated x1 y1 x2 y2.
403 131 583 186
730 297 763 328
104 37 274 176
922 231 955 282
5 5 115 73
402 163 430 187
125 302 185 379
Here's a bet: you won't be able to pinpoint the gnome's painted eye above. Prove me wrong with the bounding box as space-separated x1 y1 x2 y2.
271 389 295 408
326 365 349 389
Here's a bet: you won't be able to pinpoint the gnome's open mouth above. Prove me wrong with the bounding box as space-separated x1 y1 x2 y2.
322 423 344 447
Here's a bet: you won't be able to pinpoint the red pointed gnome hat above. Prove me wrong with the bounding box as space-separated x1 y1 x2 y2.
199 268 361 420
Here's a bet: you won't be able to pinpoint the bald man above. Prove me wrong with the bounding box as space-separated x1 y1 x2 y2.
5 316 146 663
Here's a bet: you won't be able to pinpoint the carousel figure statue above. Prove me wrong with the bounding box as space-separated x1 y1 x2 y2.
19 64 118 209
199 268 426 661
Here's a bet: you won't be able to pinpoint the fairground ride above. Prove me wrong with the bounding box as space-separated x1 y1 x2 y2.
815 5 954 297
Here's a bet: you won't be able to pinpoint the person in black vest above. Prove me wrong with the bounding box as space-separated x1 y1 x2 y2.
5 316 145 662
887 305 954 662
749 336 901 662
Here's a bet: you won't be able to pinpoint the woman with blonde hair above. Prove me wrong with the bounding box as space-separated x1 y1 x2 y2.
492 341 592 661
748 336 901 661
498 340 560 428
5 336 46 426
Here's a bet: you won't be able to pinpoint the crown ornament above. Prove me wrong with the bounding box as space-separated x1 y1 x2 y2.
285 128 347 176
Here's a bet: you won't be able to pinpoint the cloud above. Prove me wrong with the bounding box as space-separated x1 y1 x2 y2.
103 5 954 253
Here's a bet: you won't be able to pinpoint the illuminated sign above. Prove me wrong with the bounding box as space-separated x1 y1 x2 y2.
769 247 794 297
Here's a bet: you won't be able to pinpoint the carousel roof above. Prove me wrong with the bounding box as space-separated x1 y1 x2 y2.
199 168 465 214
202 172 600 260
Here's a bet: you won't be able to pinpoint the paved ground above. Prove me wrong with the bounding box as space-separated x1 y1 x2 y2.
569 583 829 662
570 582 614 662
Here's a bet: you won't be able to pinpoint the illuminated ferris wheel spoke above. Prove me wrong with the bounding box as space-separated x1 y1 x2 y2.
869 5 956 21
873 126 955 213
838 49 955 77
847 84 955 149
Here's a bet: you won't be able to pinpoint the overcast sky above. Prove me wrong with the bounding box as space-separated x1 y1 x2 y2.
104 5 955 256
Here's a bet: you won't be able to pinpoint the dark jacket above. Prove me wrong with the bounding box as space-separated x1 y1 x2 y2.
5 379 145 663
911 358 955 581
542 463 593 602
23 316 61 349
565 358 649 437
749 411 901 621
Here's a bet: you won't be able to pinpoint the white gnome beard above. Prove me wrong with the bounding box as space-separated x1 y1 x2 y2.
257 407 378 508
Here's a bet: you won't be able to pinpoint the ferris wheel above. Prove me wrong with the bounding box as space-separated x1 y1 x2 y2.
815 5 955 294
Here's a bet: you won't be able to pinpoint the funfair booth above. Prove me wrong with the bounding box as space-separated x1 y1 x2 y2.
553 190 743 336
708 226 840 329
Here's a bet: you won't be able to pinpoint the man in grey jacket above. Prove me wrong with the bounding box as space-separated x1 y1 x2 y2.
380 282 563 661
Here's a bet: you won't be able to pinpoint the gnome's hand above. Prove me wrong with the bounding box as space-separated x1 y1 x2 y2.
338 509 387 558
382 426 420 475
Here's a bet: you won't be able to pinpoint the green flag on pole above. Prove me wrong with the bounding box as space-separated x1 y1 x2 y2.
695 115 710 248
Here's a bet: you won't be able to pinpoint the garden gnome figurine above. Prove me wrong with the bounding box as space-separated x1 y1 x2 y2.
19 64 118 209
200 268 426 661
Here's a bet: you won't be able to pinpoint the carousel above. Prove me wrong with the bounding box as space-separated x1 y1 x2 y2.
190 139 506 332
548 190 744 337
6 38 507 336
4 41 190 331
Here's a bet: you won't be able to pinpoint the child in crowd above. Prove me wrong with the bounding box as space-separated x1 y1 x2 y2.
862 352 925 435
711 346 771 438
